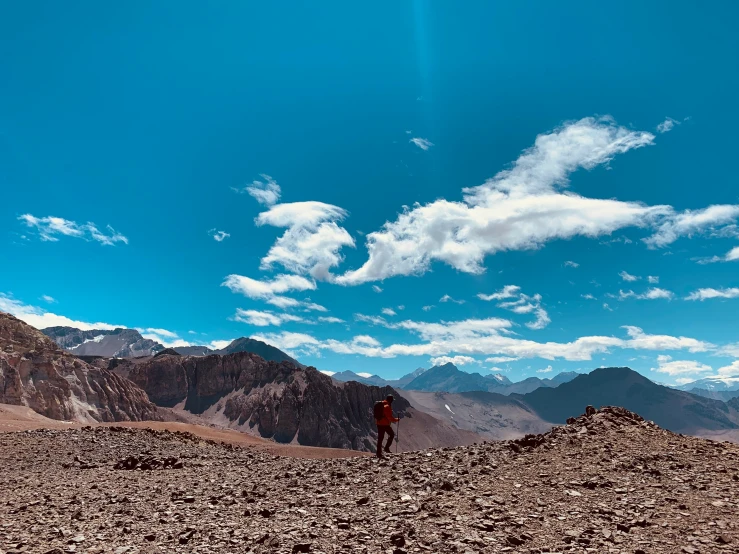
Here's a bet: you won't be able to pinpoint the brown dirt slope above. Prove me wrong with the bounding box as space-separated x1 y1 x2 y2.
1 406 737 553
400 388 553 440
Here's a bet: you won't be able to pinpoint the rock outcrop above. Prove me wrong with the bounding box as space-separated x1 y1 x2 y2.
0 311 160 422
126 352 409 450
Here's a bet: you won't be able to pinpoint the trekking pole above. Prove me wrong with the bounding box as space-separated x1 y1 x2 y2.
396 417 400 454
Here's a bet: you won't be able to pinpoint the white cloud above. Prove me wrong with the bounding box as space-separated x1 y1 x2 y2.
477 285 520 301
617 288 674 301
645 205 739 248
222 273 318 309
233 174 282 206
564 261 579 268
0 293 120 331
656 117 680 133
422 305 435 311
291 314 717 362
233 309 306 327
317 316 344 324
485 356 519 363
536 365 553 373
320 370 336 376
429 355 478 367
397 305 405 311
647 275 659 284
695 246 739 264
145 328 178 338
381 308 397 316
619 271 640 282
717 360 739 377
639 287 674 300
623 326 712 353
581 293 596 300
372 285 383 293
208 229 230 242
603 303 613 311
651 354 712 376
335 117 669 286
19 214 128 246
256 201 355 280
209 339 234 350
478 285 550 330
439 294 465 304
410 137 434 151
140 332 192 348
40 295 56 304
685 287 739 301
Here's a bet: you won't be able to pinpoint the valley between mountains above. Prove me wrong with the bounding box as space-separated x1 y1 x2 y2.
2 311 739 552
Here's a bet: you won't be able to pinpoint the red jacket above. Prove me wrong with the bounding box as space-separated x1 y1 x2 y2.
376 400 399 426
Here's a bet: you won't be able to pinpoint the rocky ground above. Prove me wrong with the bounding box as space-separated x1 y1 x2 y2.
1 407 737 553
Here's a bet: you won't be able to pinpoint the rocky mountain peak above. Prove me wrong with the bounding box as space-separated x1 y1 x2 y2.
1 311 161 422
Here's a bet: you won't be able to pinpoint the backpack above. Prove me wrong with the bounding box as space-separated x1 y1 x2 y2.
373 400 385 421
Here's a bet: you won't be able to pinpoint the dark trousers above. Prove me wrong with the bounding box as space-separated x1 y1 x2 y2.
377 424 395 456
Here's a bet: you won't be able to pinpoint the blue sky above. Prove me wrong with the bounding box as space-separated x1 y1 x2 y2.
2 2 739 384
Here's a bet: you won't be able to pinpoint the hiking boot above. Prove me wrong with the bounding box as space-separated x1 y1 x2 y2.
384 448 392 454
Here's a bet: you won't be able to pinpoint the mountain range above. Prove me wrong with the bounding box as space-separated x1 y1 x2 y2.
673 376 739 401
333 362 578 396
4 310 739 451
42 326 302 366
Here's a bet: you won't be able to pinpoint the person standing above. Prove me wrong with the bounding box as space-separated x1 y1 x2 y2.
375 394 399 459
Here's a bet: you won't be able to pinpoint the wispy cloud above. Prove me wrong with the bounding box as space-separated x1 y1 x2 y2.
381 308 396 316
336 117 672 286
694 246 739 264
222 273 325 311
656 117 680 134
651 354 712 376
439 294 465 304
0 293 120 331
317 316 344 324
429 355 478 367
647 275 659 284
410 137 434 151
580 293 596 300
478 285 550 330
233 309 306 327
208 229 230 242
564 260 579 268
536 365 553 373
232 174 282 206
685 287 739 301
619 271 640 282
40 295 56 304
615 288 674 301
18 214 128 246
372 285 383 293
254 321 714 363
645 205 739 248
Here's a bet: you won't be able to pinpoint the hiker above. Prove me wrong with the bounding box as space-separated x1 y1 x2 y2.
374 394 399 458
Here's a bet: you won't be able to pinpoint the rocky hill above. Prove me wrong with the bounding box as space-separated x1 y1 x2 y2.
212 337 304 366
0 312 160 422
1 406 736 553
520 366 739 434
42 326 164 357
123 351 474 451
